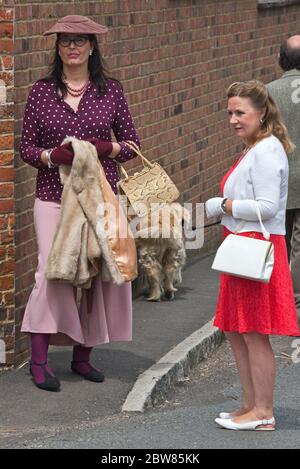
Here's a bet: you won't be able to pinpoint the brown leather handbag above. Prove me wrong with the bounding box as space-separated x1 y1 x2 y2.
117 141 180 217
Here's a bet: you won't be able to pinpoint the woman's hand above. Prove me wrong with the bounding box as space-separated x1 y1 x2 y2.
51 143 74 165
205 197 233 218
41 143 74 167
86 137 114 158
205 197 224 218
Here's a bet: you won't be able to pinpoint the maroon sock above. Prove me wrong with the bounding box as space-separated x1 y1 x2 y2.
30 333 55 384
72 345 100 375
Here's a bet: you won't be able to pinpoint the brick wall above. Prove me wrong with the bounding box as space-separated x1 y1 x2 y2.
1 0 300 366
0 0 14 367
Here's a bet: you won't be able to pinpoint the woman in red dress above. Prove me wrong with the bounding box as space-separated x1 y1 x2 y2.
205 80 300 431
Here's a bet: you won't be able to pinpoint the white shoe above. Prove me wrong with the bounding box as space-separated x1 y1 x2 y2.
219 410 249 419
219 412 231 419
215 417 275 431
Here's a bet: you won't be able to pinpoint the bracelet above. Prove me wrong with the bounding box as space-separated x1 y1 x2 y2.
45 149 56 169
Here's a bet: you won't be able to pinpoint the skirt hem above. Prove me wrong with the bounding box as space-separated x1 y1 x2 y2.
21 329 132 347
214 323 300 337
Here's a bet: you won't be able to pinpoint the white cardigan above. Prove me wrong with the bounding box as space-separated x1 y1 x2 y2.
222 135 289 235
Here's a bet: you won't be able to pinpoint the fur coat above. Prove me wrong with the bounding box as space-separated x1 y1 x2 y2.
45 137 137 288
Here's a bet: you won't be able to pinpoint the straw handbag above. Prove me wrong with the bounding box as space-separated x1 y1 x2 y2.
117 141 180 217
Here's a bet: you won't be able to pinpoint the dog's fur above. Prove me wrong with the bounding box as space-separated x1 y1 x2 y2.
134 203 190 301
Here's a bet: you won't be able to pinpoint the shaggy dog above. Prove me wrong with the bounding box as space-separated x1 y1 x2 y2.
134 203 190 301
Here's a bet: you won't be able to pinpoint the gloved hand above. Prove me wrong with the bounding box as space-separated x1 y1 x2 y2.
50 142 74 166
86 137 113 158
205 197 224 218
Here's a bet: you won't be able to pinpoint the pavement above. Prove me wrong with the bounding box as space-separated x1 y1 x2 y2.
10 338 300 449
0 252 223 448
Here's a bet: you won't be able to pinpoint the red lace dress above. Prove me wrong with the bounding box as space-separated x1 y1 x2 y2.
213 156 300 336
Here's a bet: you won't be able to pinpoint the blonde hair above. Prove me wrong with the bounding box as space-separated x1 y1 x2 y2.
227 80 295 154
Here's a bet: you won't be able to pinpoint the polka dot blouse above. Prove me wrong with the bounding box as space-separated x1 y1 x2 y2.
20 78 140 200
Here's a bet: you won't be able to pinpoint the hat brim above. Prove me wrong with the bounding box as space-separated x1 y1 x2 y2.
44 22 108 36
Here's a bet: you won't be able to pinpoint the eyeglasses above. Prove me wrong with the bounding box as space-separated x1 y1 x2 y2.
58 36 90 47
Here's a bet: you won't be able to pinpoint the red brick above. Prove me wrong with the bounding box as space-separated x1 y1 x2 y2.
0 245 6 260
0 135 14 151
0 259 15 275
0 275 13 290
0 151 13 167
0 229 14 245
0 104 14 119
0 182 13 198
3 291 14 305
0 38 13 53
0 121 14 133
0 23 13 38
6 244 15 258
0 9 14 22
0 199 13 213
0 167 13 182
0 213 8 229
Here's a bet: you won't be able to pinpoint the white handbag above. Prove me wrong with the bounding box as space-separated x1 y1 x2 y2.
211 202 274 283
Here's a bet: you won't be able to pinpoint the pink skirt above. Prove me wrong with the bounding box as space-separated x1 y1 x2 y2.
214 228 300 336
21 198 132 347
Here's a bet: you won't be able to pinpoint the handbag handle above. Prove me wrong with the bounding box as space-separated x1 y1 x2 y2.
235 201 270 241
118 141 154 181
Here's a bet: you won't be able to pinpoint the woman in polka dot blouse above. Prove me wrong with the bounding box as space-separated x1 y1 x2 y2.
20 15 140 392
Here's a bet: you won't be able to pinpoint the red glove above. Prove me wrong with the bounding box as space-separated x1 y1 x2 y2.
50 143 74 166
86 137 113 158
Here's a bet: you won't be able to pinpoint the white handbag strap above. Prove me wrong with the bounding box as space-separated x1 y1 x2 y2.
234 201 270 241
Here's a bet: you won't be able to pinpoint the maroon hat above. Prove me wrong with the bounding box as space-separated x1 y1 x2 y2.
44 15 108 36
